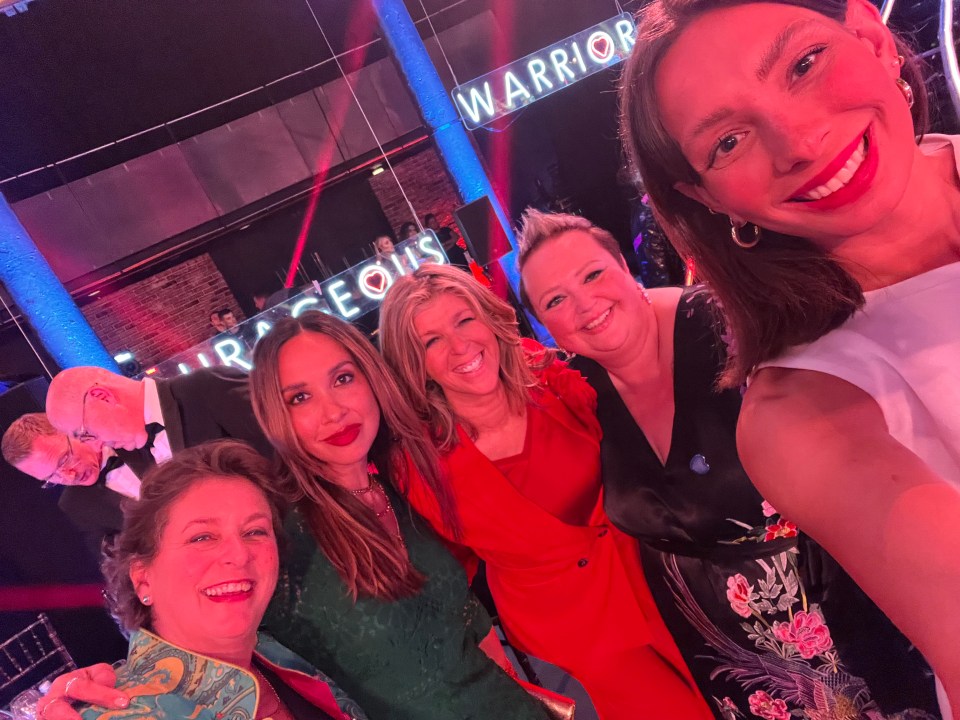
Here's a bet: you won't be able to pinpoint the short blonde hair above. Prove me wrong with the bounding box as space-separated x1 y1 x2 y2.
515 208 626 316
2 413 57 466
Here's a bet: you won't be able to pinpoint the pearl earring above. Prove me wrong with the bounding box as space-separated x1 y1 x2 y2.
140 595 152 605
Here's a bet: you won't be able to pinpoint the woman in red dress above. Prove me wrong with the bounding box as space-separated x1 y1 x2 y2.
379 264 711 720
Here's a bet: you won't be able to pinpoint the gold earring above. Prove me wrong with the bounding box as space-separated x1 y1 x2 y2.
896 78 915 108
730 219 761 249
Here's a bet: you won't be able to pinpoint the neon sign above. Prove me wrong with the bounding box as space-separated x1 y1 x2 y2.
147 233 448 378
452 13 636 130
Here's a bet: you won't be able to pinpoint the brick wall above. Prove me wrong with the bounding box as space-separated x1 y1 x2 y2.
368 145 461 237
81 254 242 369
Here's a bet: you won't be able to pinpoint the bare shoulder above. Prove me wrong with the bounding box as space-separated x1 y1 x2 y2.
737 368 888 512
740 367 885 434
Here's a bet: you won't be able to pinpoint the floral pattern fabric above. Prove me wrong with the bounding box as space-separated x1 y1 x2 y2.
574 286 940 720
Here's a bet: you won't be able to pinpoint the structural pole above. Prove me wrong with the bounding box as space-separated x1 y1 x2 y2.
0 194 116 371
370 0 550 338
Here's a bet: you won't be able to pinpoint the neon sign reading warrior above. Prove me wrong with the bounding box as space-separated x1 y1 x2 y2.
147 233 448 379
452 13 636 130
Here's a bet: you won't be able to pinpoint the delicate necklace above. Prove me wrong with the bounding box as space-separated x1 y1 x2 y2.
351 477 405 545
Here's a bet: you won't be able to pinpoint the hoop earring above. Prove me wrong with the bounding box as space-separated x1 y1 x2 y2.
730 219 761 249
895 78 915 109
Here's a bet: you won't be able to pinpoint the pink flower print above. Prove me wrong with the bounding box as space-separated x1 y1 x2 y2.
764 519 798 541
726 574 758 618
761 500 777 517
718 697 743 719
773 609 834 659
748 691 789 720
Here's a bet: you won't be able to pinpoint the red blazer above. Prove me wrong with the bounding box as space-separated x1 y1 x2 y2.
404 358 711 720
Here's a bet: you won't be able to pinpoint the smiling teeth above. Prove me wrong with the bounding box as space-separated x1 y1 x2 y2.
203 581 252 596
584 309 611 330
454 354 482 373
801 136 866 201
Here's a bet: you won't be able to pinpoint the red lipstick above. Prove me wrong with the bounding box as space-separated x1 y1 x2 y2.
791 130 865 198
202 581 255 603
796 125 878 211
323 424 362 447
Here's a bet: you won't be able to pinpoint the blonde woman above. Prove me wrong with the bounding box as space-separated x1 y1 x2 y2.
379 264 712 720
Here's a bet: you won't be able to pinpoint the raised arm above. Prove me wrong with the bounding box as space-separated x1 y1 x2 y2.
738 368 960 711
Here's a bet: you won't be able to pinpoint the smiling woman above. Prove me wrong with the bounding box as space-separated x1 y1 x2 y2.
620 0 960 715
51 440 367 720
379 264 715 720
516 208 941 720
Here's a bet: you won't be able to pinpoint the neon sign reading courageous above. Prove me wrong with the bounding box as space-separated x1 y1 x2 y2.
147 233 448 379
452 13 636 130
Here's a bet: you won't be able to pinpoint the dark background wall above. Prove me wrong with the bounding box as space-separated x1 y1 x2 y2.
207 171 394 317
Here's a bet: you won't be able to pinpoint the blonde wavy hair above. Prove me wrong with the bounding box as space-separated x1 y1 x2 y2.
250 311 442 600
379 264 546 450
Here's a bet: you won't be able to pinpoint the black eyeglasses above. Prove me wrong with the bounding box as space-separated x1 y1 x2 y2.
75 385 99 443
41 436 82 489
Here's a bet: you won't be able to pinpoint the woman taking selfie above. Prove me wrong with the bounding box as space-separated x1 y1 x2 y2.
620 0 960 712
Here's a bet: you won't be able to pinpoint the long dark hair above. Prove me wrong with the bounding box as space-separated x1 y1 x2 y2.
249 311 442 601
620 0 929 387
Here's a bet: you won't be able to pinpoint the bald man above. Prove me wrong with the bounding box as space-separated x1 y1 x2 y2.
47 365 269 459
46 365 271 536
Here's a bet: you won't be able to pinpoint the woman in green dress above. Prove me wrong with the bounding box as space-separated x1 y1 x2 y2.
247 311 549 719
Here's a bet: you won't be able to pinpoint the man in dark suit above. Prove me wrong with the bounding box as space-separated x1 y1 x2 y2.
1 412 141 559
45 365 270 547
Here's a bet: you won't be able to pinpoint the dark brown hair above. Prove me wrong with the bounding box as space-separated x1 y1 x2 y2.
620 0 928 387
101 440 287 634
250 311 439 600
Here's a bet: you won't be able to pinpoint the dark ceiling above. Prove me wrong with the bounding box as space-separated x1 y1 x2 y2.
0 0 631 195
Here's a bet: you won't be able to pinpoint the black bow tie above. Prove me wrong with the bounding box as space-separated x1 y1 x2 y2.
144 422 165 451
94 454 125 487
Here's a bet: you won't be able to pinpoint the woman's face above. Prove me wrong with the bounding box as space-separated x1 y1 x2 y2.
414 292 503 405
277 331 380 479
521 231 648 358
131 476 279 659
655 0 915 248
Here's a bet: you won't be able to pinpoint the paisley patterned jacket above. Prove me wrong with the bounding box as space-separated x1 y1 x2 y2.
77 629 368 720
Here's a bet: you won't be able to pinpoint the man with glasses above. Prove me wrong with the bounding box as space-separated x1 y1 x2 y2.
45 364 269 466
1 413 140 557
43 364 269 557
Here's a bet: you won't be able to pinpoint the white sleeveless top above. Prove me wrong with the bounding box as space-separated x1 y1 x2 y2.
761 133 960 487
761 134 960 720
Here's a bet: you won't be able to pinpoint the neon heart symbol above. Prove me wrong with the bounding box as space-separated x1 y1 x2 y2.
589 34 612 62
363 270 387 294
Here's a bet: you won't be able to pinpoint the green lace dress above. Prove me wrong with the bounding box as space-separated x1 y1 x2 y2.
263 495 550 720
